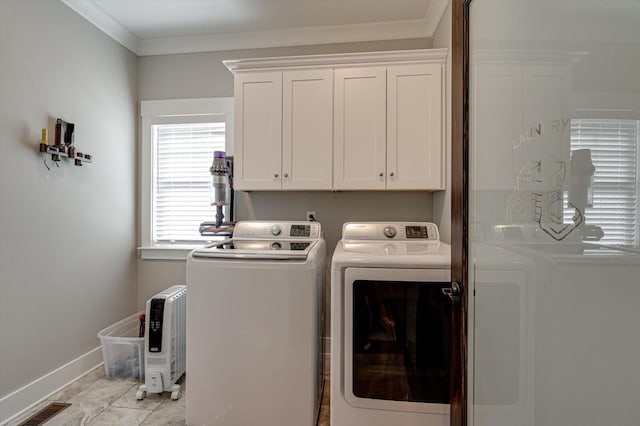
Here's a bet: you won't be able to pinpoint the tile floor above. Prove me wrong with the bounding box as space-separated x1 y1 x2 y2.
10 362 330 426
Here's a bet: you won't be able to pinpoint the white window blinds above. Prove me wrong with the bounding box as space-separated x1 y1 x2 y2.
565 119 639 246
152 122 225 244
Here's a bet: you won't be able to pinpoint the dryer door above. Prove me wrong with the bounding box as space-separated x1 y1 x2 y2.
343 267 451 415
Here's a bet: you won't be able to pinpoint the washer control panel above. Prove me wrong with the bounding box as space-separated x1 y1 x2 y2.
271 224 282 236
342 222 439 241
233 221 321 239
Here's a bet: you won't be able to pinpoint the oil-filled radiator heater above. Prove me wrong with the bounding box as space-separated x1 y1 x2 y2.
137 285 187 400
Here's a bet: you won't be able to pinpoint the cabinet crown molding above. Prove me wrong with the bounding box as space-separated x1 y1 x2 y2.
223 48 448 72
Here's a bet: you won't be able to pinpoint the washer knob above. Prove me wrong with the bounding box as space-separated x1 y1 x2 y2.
383 226 396 238
271 242 282 250
271 224 282 236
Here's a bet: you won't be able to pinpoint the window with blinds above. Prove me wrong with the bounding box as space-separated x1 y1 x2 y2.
565 119 639 246
152 122 225 244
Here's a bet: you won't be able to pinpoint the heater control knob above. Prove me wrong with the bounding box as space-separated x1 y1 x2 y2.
383 226 397 239
271 224 282 236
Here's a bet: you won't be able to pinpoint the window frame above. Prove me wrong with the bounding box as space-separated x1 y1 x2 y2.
139 98 234 260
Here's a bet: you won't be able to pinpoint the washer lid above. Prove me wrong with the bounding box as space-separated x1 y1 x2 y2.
192 239 318 260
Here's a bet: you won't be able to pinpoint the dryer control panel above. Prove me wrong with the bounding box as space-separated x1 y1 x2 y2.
342 222 440 241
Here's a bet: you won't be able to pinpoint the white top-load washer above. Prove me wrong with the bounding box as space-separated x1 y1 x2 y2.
186 221 326 426
331 222 451 426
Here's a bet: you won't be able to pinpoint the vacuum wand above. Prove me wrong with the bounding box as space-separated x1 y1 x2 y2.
568 149 603 240
211 151 229 228
199 151 235 236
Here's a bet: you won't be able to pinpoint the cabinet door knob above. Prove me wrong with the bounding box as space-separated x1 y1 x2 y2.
274 173 279 178
390 172 395 177
379 172 384 177
284 173 289 178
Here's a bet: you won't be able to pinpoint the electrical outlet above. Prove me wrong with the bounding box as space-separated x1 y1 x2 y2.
306 211 317 222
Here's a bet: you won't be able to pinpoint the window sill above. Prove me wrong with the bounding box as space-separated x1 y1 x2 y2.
138 236 228 260
138 245 202 261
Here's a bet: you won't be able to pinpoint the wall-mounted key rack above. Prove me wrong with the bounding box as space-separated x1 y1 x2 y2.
39 119 92 167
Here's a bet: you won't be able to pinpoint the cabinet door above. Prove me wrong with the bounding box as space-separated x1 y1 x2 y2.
473 63 523 192
521 64 571 166
282 69 333 190
234 72 282 190
387 63 444 190
334 67 387 190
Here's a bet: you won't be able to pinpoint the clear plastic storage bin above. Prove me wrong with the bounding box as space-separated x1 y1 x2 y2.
98 312 145 380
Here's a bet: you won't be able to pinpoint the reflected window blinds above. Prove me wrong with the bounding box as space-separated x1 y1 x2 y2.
565 119 639 246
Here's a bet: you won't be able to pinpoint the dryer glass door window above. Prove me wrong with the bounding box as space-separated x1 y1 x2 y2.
352 280 451 404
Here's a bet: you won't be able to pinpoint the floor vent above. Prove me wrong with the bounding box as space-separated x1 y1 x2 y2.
17 402 71 426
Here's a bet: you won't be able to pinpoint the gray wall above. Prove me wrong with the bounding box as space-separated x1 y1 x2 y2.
136 38 446 305
0 0 138 398
138 38 433 100
432 1 452 243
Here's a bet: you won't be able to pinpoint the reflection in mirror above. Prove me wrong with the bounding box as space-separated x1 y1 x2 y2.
469 1 640 425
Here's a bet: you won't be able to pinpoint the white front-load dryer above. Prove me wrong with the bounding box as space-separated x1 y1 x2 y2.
331 222 451 426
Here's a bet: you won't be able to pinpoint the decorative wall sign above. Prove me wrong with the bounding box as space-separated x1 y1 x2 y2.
512 118 571 150
506 156 583 241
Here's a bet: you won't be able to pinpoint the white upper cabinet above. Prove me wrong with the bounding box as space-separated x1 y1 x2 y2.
282 69 333 190
387 63 444 190
233 69 333 190
472 58 572 193
234 72 283 190
334 62 445 190
225 49 447 191
334 67 387 190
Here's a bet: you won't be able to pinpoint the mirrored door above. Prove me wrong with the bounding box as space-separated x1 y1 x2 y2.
467 1 640 425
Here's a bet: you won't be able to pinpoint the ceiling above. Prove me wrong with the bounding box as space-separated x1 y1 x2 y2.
60 0 449 56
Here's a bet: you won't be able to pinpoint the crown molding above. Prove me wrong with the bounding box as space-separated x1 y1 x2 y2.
60 0 450 57
138 18 431 56
424 0 450 36
223 48 449 72
60 0 139 54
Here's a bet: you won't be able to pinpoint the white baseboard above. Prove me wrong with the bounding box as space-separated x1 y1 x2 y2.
0 346 103 426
